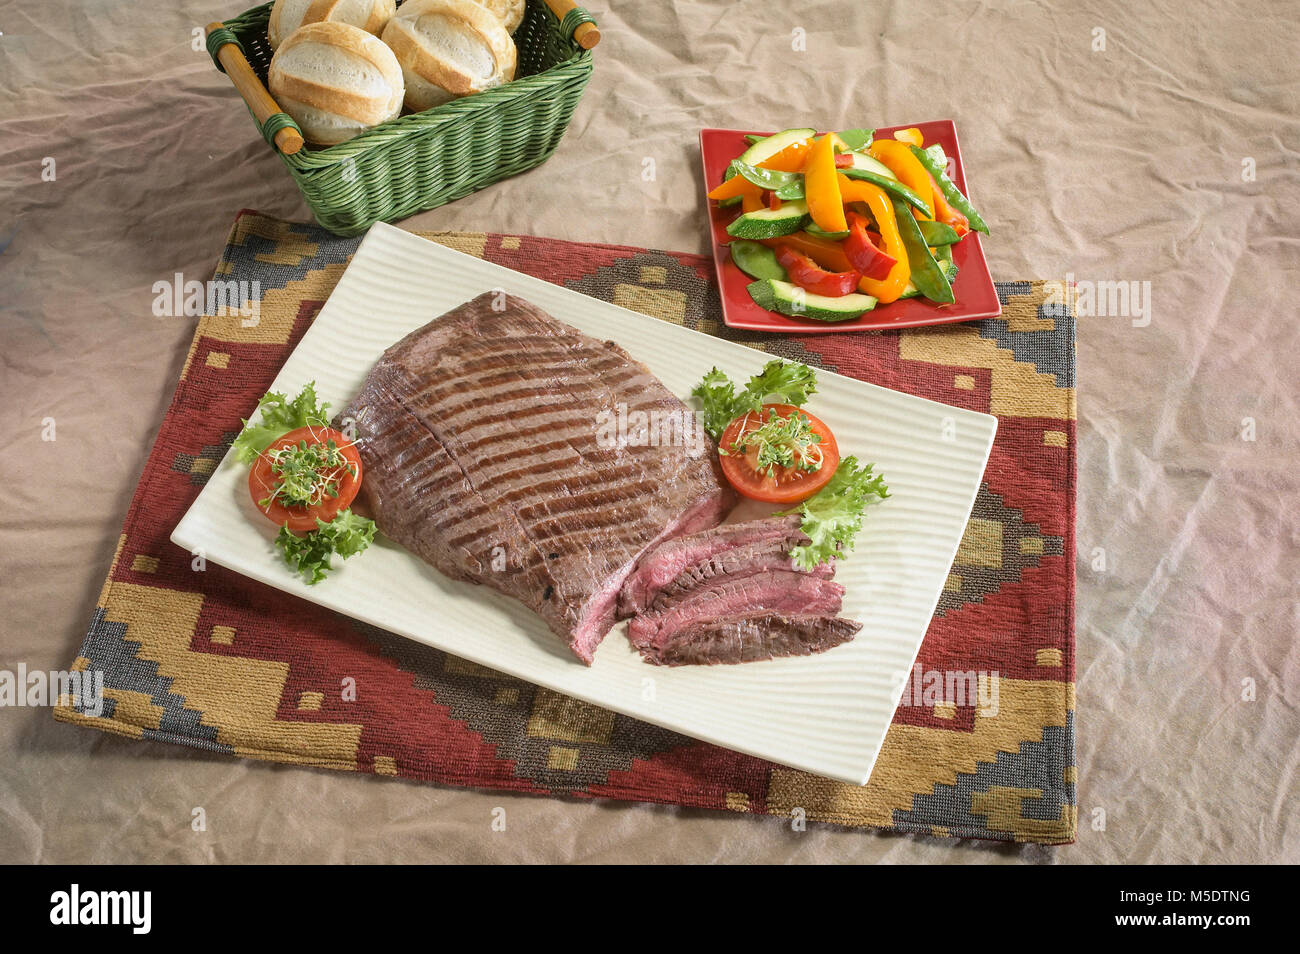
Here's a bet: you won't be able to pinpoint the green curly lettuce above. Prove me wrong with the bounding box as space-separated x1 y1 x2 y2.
780 457 889 570
691 359 819 441
230 382 332 465
275 509 377 585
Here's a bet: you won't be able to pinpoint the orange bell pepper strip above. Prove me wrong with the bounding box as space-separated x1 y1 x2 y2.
757 139 812 172
708 174 762 202
759 232 852 273
741 189 765 213
892 127 924 147
803 134 847 233
836 174 910 303
925 171 970 236
868 139 934 221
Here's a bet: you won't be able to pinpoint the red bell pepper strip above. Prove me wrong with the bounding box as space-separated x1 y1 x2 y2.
773 245 862 297
759 231 853 273
833 153 854 169
844 212 898 281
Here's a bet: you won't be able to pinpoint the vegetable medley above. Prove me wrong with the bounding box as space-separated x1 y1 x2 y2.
710 126 989 322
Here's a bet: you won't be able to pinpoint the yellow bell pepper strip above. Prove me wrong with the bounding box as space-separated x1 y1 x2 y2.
741 188 765 213
868 139 934 221
892 127 924 147
836 174 910 303
757 139 812 172
803 135 847 234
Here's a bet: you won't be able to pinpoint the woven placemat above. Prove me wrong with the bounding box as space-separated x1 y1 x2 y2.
55 211 1077 844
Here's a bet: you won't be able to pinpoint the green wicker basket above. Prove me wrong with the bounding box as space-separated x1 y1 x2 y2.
207 0 597 235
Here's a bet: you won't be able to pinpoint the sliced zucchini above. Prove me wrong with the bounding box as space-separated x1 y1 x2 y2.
726 200 810 240
934 243 959 279
737 128 817 167
748 279 877 323
845 152 897 181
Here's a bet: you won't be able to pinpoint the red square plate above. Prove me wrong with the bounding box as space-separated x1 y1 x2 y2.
701 119 1001 333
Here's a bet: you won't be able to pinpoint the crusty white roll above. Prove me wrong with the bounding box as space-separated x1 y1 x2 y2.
381 0 518 112
267 0 397 49
472 0 526 34
268 22 405 145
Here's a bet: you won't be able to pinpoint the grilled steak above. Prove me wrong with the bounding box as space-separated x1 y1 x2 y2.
626 569 846 654
618 516 808 616
339 292 735 663
644 613 863 667
621 515 860 665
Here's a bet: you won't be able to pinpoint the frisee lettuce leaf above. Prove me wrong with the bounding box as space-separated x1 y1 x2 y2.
231 382 332 464
780 456 889 570
275 509 377 585
691 360 819 441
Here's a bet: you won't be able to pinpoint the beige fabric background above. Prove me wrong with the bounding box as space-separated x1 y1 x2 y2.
2 0 1297 864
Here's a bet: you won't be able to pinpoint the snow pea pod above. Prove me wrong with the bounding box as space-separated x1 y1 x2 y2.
729 240 788 282
836 128 874 150
890 196 955 304
908 144 989 234
729 161 805 200
839 167 932 218
917 219 961 246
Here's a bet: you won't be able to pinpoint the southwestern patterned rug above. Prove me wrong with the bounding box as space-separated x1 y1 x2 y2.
54 211 1077 844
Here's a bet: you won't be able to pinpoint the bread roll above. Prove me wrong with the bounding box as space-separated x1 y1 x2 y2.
381 0 517 112
267 0 397 49
473 0 526 34
268 22 405 145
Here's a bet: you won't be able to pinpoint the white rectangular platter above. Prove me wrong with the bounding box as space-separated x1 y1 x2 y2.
172 222 996 785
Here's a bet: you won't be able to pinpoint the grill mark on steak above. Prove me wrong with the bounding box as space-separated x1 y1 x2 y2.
445 476 657 550
642 614 863 666
409 366 644 432
340 292 735 663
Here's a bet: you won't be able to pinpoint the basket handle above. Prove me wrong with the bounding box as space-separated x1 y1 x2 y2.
542 0 600 49
205 21 306 156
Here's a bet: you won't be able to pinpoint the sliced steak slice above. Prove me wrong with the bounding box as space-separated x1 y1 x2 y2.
618 515 807 617
626 569 845 653
643 613 863 666
339 292 736 664
644 539 834 613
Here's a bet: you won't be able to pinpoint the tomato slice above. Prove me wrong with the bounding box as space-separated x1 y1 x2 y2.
718 404 840 504
248 425 363 533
